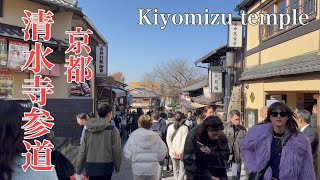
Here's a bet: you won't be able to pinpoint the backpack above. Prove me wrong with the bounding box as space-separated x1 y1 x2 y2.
51 149 75 179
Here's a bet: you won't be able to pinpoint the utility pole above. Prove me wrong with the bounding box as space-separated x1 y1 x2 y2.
106 76 115 108
223 52 234 116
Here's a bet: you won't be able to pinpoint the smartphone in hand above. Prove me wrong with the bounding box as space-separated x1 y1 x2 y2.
197 141 205 147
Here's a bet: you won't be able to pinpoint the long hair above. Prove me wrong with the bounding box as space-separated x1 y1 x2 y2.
0 101 27 180
202 105 216 114
173 112 185 130
263 102 299 136
196 116 226 147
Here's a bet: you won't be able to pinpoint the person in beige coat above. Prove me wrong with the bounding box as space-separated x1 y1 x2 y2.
166 112 189 180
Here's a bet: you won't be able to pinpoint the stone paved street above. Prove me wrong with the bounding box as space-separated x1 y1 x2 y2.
111 138 247 180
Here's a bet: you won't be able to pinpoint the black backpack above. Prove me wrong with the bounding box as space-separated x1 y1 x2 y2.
51 149 75 179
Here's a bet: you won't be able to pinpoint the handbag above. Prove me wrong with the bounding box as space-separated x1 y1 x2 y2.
51 149 75 179
246 139 288 180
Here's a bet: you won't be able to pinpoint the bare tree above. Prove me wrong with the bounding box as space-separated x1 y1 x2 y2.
110 72 125 83
141 59 205 101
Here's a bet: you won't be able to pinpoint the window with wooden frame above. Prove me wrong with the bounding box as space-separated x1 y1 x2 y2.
261 0 317 40
261 5 275 39
277 0 287 30
303 0 316 16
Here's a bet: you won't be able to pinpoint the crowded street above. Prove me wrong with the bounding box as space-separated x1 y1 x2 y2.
111 139 247 180
0 0 320 180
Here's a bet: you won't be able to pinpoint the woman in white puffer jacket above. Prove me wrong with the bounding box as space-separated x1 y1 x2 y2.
123 114 168 180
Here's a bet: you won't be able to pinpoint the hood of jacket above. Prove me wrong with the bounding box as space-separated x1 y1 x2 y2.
86 118 110 133
166 118 175 124
240 123 315 180
130 128 159 149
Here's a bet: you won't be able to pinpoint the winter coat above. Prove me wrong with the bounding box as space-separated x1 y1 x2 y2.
76 118 122 176
302 125 319 178
166 124 189 158
240 123 316 180
183 125 229 179
132 113 142 131
123 128 167 177
166 118 175 125
310 113 317 128
224 122 247 163
162 121 174 145
8 156 58 180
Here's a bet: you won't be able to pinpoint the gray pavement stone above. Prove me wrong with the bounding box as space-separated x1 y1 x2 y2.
112 137 247 180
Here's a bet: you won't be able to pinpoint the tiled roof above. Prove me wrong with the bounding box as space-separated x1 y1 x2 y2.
45 0 77 8
240 52 320 81
182 78 208 92
130 88 160 98
0 23 69 47
192 95 222 105
31 0 81 11
194 44 227 64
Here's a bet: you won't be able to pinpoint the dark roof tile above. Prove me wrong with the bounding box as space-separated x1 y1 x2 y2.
240 52 320 80
0 23 69 47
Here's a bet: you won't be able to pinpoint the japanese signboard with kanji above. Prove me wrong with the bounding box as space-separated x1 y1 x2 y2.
0 38 8 68
20 9 56 172
96 46 107 77
65 27 93 83
209 71 222 93
228 20 243 48
8 41 29 70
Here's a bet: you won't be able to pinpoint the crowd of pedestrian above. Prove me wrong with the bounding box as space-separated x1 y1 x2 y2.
0 100 318 180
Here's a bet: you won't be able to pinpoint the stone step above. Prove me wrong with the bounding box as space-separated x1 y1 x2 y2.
65 145 80 167
54 137 72 155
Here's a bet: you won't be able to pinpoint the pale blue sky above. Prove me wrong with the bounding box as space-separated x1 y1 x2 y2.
78 0 241 83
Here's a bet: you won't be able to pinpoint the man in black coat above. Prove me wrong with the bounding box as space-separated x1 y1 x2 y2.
310 104 317 128
132 108 143 131
296 110 319 179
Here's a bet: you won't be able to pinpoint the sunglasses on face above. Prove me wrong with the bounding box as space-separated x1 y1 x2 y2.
270 112 288 117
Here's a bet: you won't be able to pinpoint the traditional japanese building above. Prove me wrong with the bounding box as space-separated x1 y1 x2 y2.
129 88 162 113
194 44 244 123
179 78 222 114
236 0 320 174
236 0 320 120
0 0 107 143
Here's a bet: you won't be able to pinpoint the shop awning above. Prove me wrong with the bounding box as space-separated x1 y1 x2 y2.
180 100 197 110
190 102 207 108
240 52 320 81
